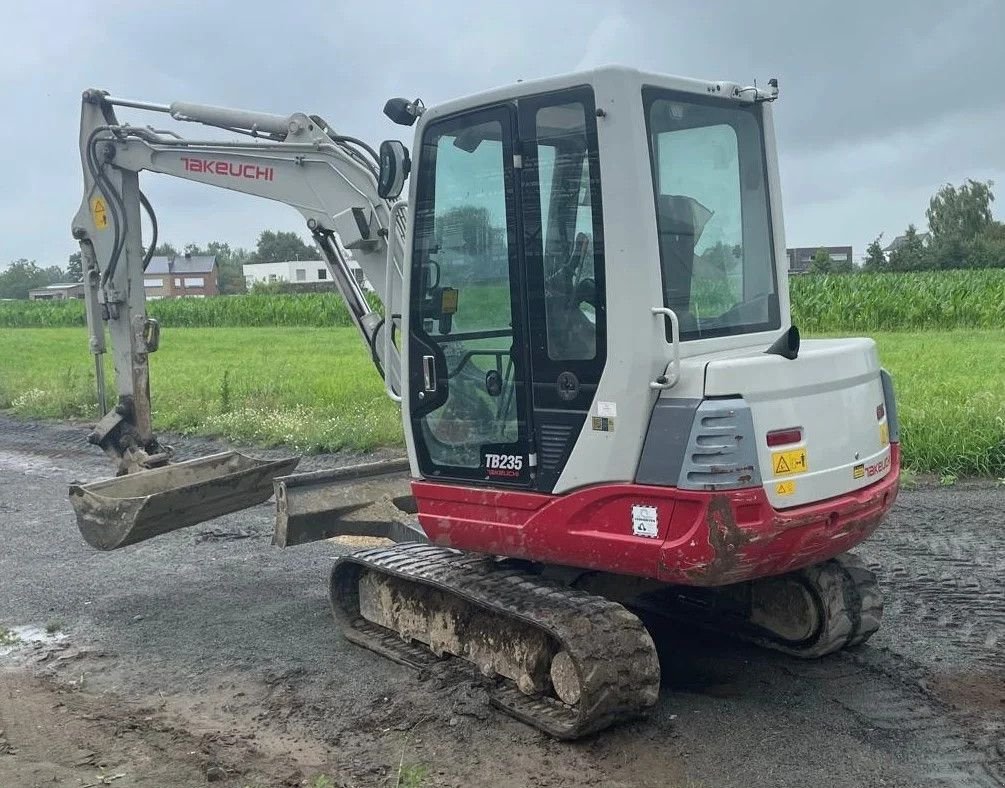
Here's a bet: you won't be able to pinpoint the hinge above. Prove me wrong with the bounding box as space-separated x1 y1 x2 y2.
513 154 523 169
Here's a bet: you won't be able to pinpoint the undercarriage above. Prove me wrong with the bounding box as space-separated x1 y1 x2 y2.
330 544 882 738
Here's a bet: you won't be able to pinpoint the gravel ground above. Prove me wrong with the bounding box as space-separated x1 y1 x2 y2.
0 415 1002 788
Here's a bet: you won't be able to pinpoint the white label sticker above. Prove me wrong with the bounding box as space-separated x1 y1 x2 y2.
631 505 659 538
597 400 617 418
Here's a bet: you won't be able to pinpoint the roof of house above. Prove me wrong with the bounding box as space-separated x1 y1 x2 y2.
241 260 324 267
39 282 83 290
145 255 216 274
884 232 930 253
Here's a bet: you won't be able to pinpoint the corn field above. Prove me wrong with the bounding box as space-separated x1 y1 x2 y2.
1 270 1002 331
790 269 1005 332
0 292 382 328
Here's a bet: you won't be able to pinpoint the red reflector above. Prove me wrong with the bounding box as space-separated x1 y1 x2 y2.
766 428 803 447
876 404 885 420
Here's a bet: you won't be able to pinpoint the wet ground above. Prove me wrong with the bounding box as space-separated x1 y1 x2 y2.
0 415 1002 787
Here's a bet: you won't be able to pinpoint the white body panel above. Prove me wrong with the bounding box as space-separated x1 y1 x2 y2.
704 338 892 508
402 66 798 491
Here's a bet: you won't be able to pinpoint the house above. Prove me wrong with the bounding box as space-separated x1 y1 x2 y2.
144 254 219 299
883 232 931 254
785 245 853 274
28 282 85 300
242 260 372 291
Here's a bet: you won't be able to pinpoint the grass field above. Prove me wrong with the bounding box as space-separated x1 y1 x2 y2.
0 327 401 452
0 326 1002 475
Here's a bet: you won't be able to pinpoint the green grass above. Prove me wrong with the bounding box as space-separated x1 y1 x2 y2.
0 327 401 453
0 326 1002 475
0 626 20 647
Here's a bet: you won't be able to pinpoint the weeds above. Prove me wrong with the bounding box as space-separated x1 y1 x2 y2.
398 764 429 788
45 618 63 635
0 626 20 647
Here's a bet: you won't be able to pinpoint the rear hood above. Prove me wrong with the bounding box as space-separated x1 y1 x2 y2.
704 338 893 508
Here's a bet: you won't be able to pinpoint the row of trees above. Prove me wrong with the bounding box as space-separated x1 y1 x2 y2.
802 179 1003 275
0 230 317 299
862 179 1004 273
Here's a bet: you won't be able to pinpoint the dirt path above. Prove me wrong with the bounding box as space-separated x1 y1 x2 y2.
0 416 1002 787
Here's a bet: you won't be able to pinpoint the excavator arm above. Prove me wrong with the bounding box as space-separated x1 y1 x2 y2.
71 89 406 473
69 89 416 550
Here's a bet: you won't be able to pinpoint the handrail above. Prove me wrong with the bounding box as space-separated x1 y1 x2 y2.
650 306 681 390
383 200 408 403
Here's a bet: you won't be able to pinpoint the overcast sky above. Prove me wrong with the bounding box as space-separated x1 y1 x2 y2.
2 0 1003 268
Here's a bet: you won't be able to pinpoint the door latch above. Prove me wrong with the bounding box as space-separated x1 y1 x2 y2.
422 355 437 392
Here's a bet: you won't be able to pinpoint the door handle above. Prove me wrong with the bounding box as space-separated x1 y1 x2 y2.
650 307 681 390
422 355 437 392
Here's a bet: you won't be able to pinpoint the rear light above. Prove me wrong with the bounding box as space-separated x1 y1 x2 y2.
876 404 885 420
766 428 803 447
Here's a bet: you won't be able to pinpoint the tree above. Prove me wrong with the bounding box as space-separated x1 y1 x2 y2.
44 266 66 284
887 224 929 271
810 247 833 274
926 179 994 244
863 235 886 271
0 259 50 299
152 242 179 257
67 252 83 282
247 230 316 264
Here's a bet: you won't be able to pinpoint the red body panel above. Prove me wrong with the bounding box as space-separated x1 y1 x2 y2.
412 444 900 587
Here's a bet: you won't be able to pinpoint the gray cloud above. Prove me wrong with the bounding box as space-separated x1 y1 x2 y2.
1 0 1002 267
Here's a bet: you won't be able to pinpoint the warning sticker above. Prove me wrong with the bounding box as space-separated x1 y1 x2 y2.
880 423 889 446
853 464 865 479
90 196 108 230
775 480 796 496
771 447 807 476
631 505 659 538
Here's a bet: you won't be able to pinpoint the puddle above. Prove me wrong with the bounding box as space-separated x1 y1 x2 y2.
0 450 72 478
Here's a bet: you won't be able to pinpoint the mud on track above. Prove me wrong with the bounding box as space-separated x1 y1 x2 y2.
0 416 1002 787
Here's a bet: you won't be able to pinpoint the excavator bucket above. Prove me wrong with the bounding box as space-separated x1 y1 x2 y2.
272 458 421 547
70 452 299 550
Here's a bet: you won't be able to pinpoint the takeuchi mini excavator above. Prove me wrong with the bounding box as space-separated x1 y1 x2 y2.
70 66 899 738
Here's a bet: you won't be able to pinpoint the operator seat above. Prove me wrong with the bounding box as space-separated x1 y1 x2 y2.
656 195 711 332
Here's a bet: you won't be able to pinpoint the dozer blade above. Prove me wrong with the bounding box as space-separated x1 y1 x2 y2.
272 458 422 547
70 452 299 551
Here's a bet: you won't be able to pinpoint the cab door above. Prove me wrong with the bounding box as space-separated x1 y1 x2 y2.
407 105 534 486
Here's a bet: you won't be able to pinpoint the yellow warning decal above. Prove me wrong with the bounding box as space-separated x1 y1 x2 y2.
775 480 796 496
772 447 807 476
880 423 889 446
853 464 865 479
90 196 108 230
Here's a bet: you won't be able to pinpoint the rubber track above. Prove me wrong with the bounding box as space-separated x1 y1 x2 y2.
329 543 661 739
762 552 884 658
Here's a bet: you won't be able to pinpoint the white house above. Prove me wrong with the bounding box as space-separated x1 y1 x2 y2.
242 259 372 291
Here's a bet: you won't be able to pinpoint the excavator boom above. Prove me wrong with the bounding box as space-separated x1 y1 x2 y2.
70 89 408 546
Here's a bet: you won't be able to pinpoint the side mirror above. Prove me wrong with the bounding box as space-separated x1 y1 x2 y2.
383 97 420 127
377 140 411 199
